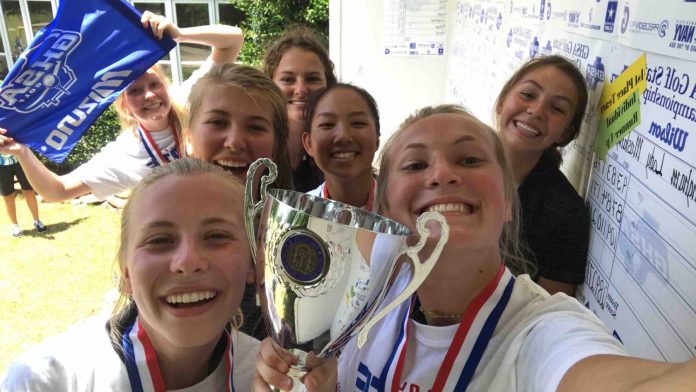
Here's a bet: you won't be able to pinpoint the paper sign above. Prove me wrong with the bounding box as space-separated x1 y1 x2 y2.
594 53 647 159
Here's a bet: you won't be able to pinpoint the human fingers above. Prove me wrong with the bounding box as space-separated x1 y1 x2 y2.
255 338 296 391
301 354 337 392
140 12 167 39
140 10 154 29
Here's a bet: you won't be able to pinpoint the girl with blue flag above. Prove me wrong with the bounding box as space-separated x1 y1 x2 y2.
255 105 696 391
0 12 243 203
1 158 259 391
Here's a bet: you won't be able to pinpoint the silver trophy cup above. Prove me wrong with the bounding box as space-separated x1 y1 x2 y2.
245 158 448 390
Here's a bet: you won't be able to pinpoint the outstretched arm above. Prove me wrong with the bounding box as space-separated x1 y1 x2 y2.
0 129 89 202
559 355 696 392
141 11 244 65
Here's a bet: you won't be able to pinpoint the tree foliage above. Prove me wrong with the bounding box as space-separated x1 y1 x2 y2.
38 1 330 173
230 0 329 66
38 107 121 175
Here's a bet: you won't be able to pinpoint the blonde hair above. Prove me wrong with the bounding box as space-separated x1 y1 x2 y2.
183 63 293 190
109 158 246 347
376 104 530 275
113 64 182 135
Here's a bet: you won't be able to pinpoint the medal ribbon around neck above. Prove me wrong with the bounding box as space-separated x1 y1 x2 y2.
122 317 236 392
322 177 377 212
383 264 514 392
138 122 180 167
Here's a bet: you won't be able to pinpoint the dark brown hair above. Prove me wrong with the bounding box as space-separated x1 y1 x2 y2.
494 55 589 167
262 25 337 87
303 83 381 137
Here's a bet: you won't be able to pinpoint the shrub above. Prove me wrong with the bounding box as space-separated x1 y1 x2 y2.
39 106 121 175
231 0 329 66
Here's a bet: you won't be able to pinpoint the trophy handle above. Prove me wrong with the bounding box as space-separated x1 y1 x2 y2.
244 158 278 261
356 211 449 348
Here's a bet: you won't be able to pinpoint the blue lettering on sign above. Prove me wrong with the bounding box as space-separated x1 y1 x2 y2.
648 121 689 152
529 36 540 58
621 5 630 34
673 22 696 43
604 0 618 32
586 56 606 89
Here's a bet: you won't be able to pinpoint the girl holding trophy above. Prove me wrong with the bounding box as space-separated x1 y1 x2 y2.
256 105 696 391
1 158 259 391
303 84 381 212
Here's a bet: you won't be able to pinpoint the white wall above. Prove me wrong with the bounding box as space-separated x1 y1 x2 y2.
329 0 453 142
332 0 696 362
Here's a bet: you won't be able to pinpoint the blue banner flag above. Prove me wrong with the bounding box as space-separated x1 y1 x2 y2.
0 0 176 163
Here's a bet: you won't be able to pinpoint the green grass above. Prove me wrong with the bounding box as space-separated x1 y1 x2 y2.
0 195 120 375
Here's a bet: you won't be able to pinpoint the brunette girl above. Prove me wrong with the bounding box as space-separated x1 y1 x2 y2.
303 84 380 212
263 26 337 192
495 55 590 295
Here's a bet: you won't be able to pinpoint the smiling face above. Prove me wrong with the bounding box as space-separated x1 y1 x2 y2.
188 86 276 180
303 87 379 181
497 65 579 156
272 47 328 124
123 69 172 131
123 174 250 349
384 113 511 255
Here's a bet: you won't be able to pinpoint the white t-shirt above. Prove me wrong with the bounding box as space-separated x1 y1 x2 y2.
64 128 177 200
0 316 258 392
337 268 626 392
62 57 216 201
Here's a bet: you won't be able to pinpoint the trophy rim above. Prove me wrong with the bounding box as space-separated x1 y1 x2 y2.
265 188 412 236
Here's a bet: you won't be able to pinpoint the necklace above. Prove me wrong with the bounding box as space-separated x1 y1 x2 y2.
419 306 463 325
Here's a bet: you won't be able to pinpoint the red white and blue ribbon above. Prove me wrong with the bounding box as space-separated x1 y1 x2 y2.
322 177 377 212
382 265 515 392
137 123 180 167
122 317 235 392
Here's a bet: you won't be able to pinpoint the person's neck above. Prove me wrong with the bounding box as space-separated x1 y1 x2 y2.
146 327 221 389
507 148 544 185
416 246 502 325
288 119 305 170
325 171 373 208
142 117 171 133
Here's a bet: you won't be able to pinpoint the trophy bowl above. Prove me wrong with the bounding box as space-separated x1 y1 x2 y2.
245 159 448 390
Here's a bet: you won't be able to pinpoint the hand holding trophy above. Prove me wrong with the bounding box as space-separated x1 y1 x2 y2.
245 158 448 391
